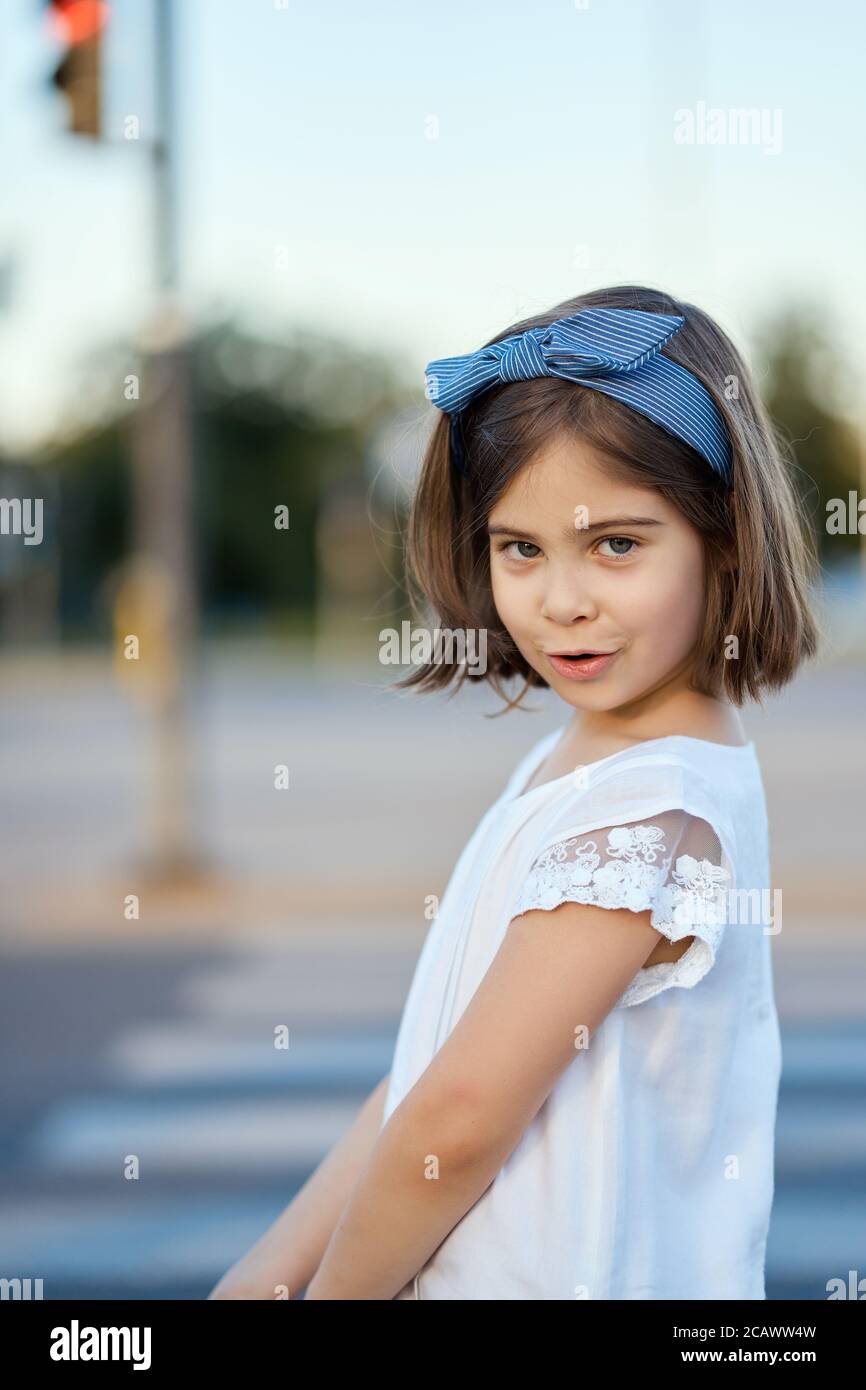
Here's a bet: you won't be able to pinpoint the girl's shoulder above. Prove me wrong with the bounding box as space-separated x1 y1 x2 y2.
513 720 759 789
511 723 764 860
596 732 761 785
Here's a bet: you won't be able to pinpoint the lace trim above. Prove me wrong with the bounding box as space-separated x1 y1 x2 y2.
512 822 731 1005
615 941 715 1007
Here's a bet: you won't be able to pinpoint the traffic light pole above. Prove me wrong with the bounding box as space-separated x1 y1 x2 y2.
127 0 205 883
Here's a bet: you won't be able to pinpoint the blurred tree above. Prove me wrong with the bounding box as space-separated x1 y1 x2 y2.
53 419 130 638
755 305 861 565
8 318 411 642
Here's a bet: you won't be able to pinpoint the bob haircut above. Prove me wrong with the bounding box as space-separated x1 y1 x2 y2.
395 284 819 713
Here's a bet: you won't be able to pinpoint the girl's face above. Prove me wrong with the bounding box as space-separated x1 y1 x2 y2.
487 432 708 716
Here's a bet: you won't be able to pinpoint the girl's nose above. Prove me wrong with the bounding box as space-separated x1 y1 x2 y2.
539 568 599 626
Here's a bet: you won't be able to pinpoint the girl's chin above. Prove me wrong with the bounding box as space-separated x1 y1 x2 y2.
554 682 624 710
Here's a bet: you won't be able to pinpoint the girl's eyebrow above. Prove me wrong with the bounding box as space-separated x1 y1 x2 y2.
487 517 664 542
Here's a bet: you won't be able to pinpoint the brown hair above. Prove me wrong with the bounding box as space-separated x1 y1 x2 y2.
396 284 819 711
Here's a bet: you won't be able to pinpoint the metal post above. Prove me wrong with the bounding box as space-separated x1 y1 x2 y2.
124 0 204 881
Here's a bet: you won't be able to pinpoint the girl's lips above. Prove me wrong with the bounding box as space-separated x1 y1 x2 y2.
547 650 620 681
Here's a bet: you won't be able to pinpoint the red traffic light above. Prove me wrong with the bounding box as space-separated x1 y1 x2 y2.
46 1 110 46
45 0 110 138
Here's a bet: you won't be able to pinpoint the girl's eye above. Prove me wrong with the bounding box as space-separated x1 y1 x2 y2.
496 536 640 562
499 540 541 561
596 536 639 559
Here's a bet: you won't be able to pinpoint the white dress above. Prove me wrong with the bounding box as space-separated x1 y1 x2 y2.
383 721 783 1300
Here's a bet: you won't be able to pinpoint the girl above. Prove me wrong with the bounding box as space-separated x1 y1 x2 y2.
210 285 818 1301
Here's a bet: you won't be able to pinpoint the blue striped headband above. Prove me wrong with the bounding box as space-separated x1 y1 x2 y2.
424 307 733 485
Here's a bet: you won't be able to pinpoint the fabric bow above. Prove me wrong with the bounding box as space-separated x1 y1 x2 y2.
424 308 685 416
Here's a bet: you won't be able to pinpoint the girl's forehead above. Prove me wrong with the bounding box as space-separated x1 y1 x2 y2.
490 447 667 517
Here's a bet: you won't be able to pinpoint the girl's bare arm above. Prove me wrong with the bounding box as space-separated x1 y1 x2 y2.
304 900 664 1299
207 1071 391 1299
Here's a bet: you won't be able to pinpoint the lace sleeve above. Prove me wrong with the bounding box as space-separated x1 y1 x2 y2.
511 808 732 1007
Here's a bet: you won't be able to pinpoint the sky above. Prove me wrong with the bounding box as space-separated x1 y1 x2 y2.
1 0 865 454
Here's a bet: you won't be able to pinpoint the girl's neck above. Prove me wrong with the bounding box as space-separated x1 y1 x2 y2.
563 682 747 750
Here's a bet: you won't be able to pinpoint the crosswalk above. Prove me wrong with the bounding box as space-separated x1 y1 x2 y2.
1 934 864 1299
0 928 415 1298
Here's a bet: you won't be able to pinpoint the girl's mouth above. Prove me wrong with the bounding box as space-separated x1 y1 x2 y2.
546 651 620 681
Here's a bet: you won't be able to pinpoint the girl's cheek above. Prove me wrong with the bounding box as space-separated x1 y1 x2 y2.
490 569 526 630
613 559 702 641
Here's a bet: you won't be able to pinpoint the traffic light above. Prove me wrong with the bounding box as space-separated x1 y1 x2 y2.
45 0 110 138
